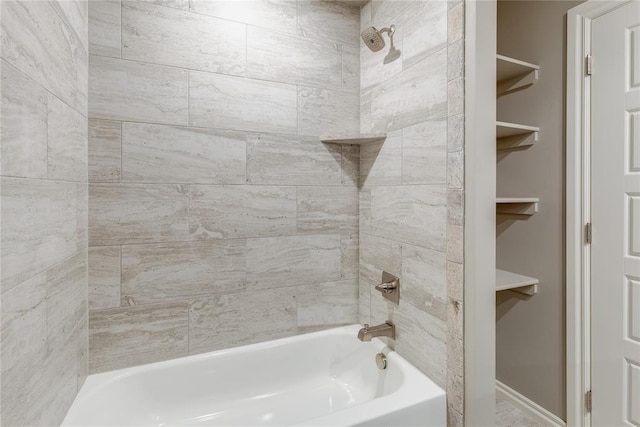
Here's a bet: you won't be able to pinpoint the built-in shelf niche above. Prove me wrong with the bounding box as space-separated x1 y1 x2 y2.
497 54 540 96
496 269 539 295
496 121 539 151
320 133 386 145
496 197 539 216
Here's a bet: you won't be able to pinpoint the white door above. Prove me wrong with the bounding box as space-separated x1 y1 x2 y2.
591 1 640 425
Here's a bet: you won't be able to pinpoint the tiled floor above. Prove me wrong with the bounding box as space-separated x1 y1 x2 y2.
496 396 546 427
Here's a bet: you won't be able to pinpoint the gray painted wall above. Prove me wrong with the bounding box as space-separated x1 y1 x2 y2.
496 0 583 420
0 0 89 424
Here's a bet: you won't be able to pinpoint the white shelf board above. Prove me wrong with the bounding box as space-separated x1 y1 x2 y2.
497 55 540 95
320 133 386 145
496 121 540 138
496 269 539 295
497 55 540 82
496 197 539 215
496 197 539 204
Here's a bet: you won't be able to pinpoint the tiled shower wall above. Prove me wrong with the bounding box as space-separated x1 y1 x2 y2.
87 0 361 372
0 0 89 425
358 0 464 424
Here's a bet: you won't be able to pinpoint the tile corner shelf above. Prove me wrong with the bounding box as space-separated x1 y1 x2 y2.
496 121 539 151
320 133 386 145
496 54 540 95
496 269 539 296
496 197 539 215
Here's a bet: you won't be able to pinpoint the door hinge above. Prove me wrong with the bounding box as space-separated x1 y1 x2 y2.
585 223 592 244
586 54 593 76
585 390 592 412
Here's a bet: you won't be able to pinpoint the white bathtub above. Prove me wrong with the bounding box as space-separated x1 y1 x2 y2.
62 325 446 426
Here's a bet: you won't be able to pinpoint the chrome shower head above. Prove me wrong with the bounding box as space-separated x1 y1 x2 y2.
361 25 396 52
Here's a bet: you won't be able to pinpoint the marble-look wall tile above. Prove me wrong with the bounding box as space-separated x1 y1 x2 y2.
402 119 447 184
341 44 360 94
89 55 189 125
401 0 447 68
1 178 79 292
447 299 464 420
189 288 297 354
368 185 447 251
392 300 447 388
448 39 464 82
246 235 341 290
359 0 404 92
1 0 86 112
448 150 464 189
0 272 48 427
447 261 464 302
77 184 89 248
89 302 189 373
371 48 447 132
297 0 359 45
341 234 359 279
121 240 246 305
122 123 246 184
359 0 465 423
447 189 464 227
360 131 402 187
189 185 296 239
360 30 404 93
51 0 88 51
46 252 87 354
30 337 80 426
47 94 88 182
360 90 372 134
89 119 121 183
359 279 371 325
370 0 414 26
297 279 359 327
88 246 121 310
298 86 359 136
247 26 342 89
89 1 121 58
402 243 447 320
1 62 48 179
341 144 360 186
448 76 464 117
359 233 402 286
122 2 246 76
447 224 464 264
3 0 88 424
246 133 342 186
448 113 464 153
448 2 464 43
1 251 88 426
297 186 358 235
189 71 297 134
189 0 297 34
139 0 189 10
89 183 189 246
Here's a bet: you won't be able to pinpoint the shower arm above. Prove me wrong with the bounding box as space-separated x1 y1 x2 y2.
379 25 396 38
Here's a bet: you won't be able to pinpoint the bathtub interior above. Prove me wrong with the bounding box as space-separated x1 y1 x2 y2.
63 327 417 426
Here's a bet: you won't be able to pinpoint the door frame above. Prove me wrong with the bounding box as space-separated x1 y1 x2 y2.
566 1 632 425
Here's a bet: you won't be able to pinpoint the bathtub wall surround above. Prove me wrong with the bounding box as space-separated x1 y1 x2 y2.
0 0 89 425
87 0 361 373
358 0 464 425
